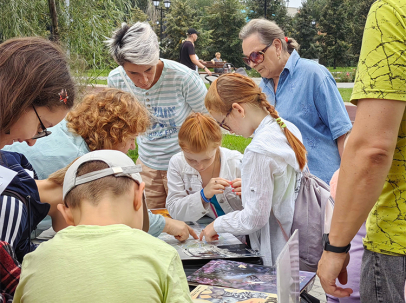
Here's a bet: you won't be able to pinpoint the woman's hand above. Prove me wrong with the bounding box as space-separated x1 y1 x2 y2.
203 178 230 199
230 178 241 196
163 218 198 242
199 221 219 242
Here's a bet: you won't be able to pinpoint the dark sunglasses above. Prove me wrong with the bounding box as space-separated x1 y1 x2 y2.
32 105 52 139
243 42 273 66
217 108 233 132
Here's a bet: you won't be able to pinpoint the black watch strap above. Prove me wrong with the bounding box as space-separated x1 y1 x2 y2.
323 233 351 253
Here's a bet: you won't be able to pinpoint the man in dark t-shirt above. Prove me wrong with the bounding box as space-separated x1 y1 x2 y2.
179 28 211 75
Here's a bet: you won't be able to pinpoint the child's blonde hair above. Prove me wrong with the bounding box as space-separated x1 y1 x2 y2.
205 73 307 170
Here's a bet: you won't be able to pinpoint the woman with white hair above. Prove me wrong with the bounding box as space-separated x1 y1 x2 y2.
240 19 352 184
107 22 208 209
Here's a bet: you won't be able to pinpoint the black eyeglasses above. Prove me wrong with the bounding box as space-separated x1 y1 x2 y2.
32 105 52 139
217 108 232 132
243 42 273 66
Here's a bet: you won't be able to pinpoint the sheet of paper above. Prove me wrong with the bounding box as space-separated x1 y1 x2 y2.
0 166 18 195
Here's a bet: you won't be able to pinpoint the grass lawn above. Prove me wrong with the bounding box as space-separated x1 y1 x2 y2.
338 88 353 102
127 134 251 163
327 67 357 73
87 79 108 85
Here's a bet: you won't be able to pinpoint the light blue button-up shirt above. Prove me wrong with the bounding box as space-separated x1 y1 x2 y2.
260 50 352 183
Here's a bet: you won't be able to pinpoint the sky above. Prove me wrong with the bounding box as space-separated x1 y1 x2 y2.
287 0 303 8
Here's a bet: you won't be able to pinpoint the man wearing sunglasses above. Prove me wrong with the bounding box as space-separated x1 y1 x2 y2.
106 22 208 209
240 19 352 185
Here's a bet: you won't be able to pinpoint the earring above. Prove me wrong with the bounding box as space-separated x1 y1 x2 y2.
278 55 281 60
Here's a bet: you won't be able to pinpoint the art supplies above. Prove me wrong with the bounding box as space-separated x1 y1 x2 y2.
190 285 277 303
187 259 315 295
158 221 261 261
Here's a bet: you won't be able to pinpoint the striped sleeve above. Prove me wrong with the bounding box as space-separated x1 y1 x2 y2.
0 195 27 249
181 71 208 114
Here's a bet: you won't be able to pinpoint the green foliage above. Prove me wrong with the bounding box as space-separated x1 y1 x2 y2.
161 0 212 60
318 0 352 68
345 0 376 64
131 6 149 23
58 0 134 69
0 0 49 42
202 0 246 67
245 0 292 35
292 1 322 59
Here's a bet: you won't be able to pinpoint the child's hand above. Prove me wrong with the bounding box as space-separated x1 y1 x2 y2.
203 178 230 200
199 221 219 242
163 218 198 242
230 178 242 196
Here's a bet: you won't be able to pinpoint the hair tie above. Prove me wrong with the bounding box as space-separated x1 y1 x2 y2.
59 89 69 104
285 37 289 43
275 117 286 128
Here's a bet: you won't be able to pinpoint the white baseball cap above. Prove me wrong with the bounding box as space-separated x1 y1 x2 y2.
63 150 149 232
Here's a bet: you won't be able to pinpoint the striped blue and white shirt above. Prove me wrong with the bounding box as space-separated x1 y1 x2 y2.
108 58 208 171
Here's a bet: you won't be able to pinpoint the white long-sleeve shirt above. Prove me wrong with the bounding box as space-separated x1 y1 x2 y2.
213 115 303 266
166 147 243 222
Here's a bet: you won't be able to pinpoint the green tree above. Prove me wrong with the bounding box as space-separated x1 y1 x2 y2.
318 0 351 68
346 0 376 63
161 0 212 61
292 1 322 59
246 0 292 34
131 6 149 23
0 0 146 69
0 0 49 42
203 0 246 67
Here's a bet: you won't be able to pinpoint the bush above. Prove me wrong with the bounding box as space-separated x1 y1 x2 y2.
333 69 356 82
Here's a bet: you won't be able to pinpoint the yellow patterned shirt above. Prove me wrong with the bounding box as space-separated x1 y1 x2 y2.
351 0 406 255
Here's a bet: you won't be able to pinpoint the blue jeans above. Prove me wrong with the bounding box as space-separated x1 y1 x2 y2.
360 248 406 303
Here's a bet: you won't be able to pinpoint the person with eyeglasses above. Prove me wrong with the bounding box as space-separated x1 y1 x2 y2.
106 22 208 209
0 37 75 292
240 19 352 185
200 73 306 266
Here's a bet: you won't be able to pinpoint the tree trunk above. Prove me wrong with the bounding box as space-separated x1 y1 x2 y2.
48 0 59 42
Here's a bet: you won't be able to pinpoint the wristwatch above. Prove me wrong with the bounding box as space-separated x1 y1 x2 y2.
322 233 351 253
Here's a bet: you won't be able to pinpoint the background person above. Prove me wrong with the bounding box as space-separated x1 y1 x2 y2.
200 73 306 266
107 22 208 209
166 113 243 222
240 19 352 184
317 1 406 302
211 52 224 74
13 150 193 303
179 28 212 76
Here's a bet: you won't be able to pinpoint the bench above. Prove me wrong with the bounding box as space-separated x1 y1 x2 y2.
201 61 226 69
199 61 235 74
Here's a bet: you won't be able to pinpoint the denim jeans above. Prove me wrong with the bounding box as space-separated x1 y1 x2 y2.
360 248 406 303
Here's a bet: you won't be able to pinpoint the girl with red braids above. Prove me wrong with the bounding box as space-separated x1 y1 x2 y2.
200 73 307 266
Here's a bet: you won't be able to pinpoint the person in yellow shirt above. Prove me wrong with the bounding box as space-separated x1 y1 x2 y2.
317 1 406 302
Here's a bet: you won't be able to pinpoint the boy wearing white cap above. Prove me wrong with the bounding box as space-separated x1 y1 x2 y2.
13 150 192 303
